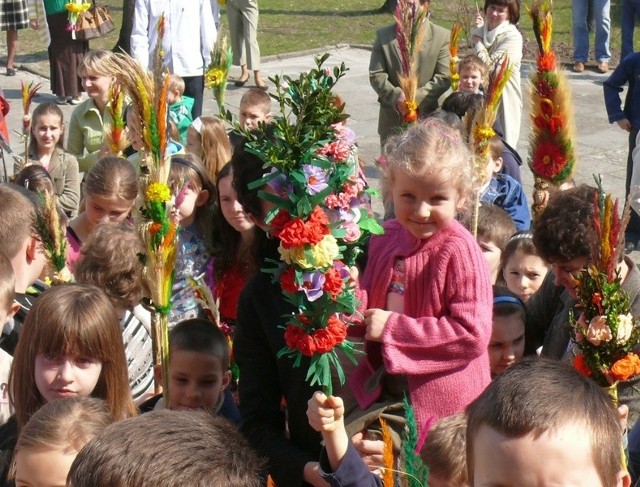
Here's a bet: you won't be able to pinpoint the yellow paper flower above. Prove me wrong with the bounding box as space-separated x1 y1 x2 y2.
279 234 339 269
146 182 171 202
65 1 90 13
205 68 226 88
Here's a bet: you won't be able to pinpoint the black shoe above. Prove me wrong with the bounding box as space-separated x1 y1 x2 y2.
625 240 637 254
6 68 15 76
234 75 249 87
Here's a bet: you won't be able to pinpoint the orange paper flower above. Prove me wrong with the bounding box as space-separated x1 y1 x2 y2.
611 353 640 381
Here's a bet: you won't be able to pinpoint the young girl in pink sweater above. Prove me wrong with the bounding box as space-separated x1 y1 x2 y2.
351 119 493 433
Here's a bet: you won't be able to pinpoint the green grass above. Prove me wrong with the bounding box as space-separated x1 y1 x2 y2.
12 0 639 68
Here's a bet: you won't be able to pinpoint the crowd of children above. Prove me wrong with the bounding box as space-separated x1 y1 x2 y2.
0 2 638 481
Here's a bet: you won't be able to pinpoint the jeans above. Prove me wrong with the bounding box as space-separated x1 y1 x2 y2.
573 0 611 62
622 0 640 61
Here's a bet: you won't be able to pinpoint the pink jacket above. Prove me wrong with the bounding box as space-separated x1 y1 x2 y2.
350 219 493 430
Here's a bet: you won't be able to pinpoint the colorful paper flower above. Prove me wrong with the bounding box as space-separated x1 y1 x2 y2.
303 164 330 194
301 271 326 302
146 182 172 202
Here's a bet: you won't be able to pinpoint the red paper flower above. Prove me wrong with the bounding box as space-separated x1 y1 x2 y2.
537 51 556 72
270 209 291 237
284 324 316 357
308 206 330 228
313 328 336 353
279 219 308 248
531 141 568 180
573 354 592 377
323 267 344 300
280 267 299 294
326 315 347 344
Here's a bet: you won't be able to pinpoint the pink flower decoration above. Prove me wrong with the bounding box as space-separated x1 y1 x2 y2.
585 315 613 346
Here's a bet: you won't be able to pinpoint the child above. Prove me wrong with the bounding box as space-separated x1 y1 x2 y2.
212 162 256 325
229 88 272 147
185 116 233 182
457 54 486 94
73 221 154 405
475 204 516 283
0 253 20 426
489 286 525 377
421 413 469 487
139 318 240 424
13 164 55 196
466 357 631 486
0 283 137 483
67 410 262 487
352 119 493 432
66 156 137 271
19 102 80 218
0 185 47 356
169 155 215 325
500 231 548 302
12 397 114 486
480 136 530 231
167 73 195 144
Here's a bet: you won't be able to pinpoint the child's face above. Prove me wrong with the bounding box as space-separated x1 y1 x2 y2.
503 250 548 302
34 353 102 403
173 185 208 228
218 175 254 233
471 422 628 487
15 446 78 487
552 256 588 299
483 156 503 185
392 169 464 240
477 237 502 283
185 127 202 157
239 104 270 131
166 88 181 106
126 110 143 151
459 67 483 93
84 194 133 229
488 313 524 376
167 350 230 412
32 113 63 152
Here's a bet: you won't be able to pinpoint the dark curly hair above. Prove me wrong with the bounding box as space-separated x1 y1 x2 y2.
532 185 596 264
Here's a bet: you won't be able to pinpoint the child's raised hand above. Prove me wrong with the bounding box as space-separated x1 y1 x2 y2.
475 12 485 28
364 308 392 342
307 391 345 433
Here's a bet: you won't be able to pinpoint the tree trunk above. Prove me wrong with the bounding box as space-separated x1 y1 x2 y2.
113 0 135 54
379 0 397 13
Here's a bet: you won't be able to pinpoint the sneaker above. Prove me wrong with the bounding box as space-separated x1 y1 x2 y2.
597 61 609 73
68 97 82 105
573 62 585 73
55 96 67 105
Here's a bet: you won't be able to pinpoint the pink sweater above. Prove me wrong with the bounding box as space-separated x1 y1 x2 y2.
351 219 493 430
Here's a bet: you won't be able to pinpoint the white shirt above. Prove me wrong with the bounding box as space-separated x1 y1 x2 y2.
131 0 217 77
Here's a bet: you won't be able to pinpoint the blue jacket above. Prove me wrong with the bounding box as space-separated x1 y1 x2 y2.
604 53 640 129
481 173 531 231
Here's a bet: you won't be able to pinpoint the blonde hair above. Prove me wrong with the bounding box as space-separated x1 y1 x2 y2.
382 119 473 201
16 397 114 454
83 156 138 202
0 251 15 314
458 54 487 77
0 184 37 259
189 117 232 182
9 284 138 430
168 74 185 95
421 413 468 485
78 49 116 77
239 88 271 115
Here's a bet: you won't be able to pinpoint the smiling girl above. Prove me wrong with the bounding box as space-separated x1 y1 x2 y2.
66 157 138 271
20 102 80 218
0 284 137 483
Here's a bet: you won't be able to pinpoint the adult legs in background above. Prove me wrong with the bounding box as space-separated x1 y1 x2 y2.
5 29 17 71
228 0 265 88
622 0 640 60
572 0 589 63
183 75 204 120
593 0 611 64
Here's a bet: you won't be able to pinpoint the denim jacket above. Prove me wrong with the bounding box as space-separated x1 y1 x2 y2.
604 52 640 129
481 173 531 231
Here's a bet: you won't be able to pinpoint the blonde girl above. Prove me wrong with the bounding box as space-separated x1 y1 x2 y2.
499 231 549 302
67 49 117 172
185 116 232 182
22 102 80 218
0 283 137 483
351 119 493 433
66 156 137 271
12 397 114 486
169 154 216 325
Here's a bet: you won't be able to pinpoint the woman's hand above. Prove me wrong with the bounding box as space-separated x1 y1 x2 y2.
475 12 485 28
364 308 391 342
351 431 385 471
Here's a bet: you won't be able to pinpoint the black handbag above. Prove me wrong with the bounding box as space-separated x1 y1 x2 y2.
74 3 115 41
